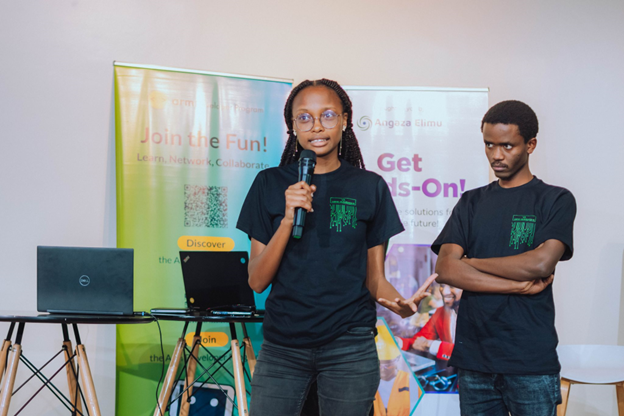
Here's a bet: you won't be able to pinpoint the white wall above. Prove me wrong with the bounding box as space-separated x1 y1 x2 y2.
1 0 622 414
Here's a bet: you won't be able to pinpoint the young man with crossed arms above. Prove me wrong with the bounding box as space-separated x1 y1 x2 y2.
433 100 576 416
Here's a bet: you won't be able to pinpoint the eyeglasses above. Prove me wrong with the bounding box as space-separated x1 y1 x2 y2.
293 110 341 132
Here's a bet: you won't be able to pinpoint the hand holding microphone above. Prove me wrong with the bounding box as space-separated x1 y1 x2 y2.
283 150 317 239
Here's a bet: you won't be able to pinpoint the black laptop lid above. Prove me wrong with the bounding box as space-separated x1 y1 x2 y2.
179 251 254 311
37 246 134 315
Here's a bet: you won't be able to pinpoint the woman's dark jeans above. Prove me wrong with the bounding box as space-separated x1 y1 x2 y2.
250 328 380 416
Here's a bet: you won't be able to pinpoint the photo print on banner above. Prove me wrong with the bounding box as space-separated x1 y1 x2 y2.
378 244 460 394
374 318 424 415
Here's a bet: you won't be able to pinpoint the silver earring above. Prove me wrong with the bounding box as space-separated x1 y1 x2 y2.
342 125 346 132
293 130 297 136
339 139 343 155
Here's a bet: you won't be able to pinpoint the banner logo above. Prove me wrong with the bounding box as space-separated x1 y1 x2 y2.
357 116 372 131
79 275 91 286
509 215 536 249
330 197 357 232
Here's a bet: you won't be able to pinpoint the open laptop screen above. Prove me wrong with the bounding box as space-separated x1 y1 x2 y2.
179 251 254 312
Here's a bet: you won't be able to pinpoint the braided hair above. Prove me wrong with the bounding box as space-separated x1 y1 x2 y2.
279 79 365 169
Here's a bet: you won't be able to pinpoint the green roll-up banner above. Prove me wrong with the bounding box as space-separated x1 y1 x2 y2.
114 63 292 416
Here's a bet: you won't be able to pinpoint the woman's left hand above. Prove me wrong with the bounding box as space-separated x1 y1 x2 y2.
378 273 438 318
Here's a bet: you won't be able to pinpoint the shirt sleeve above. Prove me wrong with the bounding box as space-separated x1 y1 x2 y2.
366 176 405 248
535 189 576 261
431 195 470 255
236 171 273 245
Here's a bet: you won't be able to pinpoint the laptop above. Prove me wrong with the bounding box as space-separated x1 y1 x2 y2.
37 246 134 315
152 251 256 316
402 349 436 373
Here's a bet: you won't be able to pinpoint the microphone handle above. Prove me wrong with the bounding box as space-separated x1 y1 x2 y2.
299 172 313 184
292 209 306 239
292 172 313 239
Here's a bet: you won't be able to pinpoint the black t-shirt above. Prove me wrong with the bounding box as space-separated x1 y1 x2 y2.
237 160 404 348
432 177 576 375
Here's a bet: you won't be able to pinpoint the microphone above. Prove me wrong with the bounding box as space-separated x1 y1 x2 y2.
292 150 316 239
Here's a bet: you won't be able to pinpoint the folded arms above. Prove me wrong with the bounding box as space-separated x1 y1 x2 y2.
435 239 565 294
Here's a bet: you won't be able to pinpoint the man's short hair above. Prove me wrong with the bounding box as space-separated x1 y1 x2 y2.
481 100 539 143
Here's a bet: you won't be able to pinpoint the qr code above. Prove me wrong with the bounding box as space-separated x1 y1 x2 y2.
184 185 228 228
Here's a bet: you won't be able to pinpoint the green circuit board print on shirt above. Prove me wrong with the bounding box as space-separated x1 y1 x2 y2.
509 214 536 249
330 197 357 232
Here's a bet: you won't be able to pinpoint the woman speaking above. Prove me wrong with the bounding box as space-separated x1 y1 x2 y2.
237 79 435 416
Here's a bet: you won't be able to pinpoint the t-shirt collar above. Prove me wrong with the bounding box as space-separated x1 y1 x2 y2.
287 158 347 177
493 175 540 192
